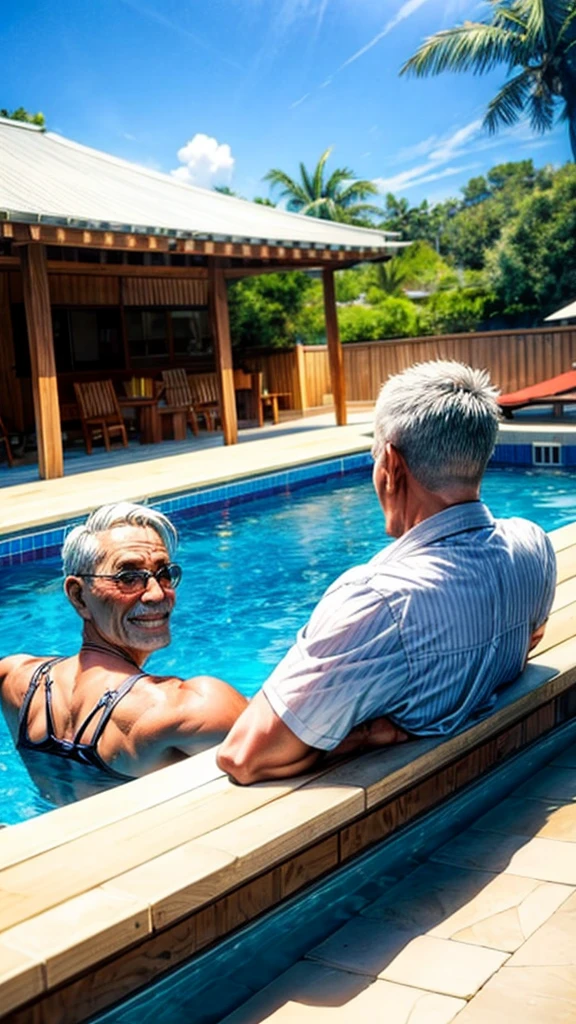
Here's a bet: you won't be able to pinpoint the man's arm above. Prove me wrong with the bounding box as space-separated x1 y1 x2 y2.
216 690 408 785
216 690 321 784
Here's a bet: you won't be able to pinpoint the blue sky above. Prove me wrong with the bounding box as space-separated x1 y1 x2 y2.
2 0 572 209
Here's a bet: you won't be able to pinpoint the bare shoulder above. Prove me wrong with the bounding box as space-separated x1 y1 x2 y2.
0 654 38 685
127 672 248 748
162 673 248 723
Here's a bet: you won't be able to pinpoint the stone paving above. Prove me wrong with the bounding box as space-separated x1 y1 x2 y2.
221 741 576 1023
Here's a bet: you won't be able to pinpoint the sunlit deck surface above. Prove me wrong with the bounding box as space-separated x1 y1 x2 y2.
1 518 576 1022
2 410 576 537
0 410 375 534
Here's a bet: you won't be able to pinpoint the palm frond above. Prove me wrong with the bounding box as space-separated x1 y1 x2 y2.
336 179 379 204
312 148 332 198
522 0 564 50
483 68 535 130
324 167 355 197
299 162 316 201
400 23 518 77
263 168 309 205
528 81 557 132
344 202 383 217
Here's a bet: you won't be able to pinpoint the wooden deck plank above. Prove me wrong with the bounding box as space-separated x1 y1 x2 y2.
102 843 238 931
0 748 224 872
554 541 576 584
0 773 320 933
0 941 44 1017
550 574 576 612
1 888 150 989
200 783 364 882
549 522 576 554
105 784 364 931
531 600 576 656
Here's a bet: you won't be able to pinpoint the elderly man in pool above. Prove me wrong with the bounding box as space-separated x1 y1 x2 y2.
218 360 557 784
0 502 246 792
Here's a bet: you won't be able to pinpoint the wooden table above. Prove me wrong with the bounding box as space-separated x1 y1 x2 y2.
259 392 291 427
118 397 160 444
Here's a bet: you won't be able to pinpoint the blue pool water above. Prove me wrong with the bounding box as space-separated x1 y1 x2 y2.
1 464 576 823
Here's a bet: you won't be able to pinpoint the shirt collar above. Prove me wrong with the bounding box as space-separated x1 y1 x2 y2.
380 501 495 563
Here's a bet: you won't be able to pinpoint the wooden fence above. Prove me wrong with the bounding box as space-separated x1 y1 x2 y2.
247 325 576 410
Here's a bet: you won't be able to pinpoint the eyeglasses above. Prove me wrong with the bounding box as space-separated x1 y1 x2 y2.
80 563 183 593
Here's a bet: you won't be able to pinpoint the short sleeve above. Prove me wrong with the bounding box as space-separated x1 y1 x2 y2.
261 579 406 750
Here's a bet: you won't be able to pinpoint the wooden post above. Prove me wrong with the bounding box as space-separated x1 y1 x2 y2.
208 259 238 445
19 244 64 478
293 343 308 412
322 268 347 425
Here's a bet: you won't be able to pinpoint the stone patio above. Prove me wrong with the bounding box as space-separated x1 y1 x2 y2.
221 747 576 1023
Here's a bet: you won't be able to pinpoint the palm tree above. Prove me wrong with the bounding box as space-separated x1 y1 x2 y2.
263 148 381 223
374 260 408 296
400 0 576 159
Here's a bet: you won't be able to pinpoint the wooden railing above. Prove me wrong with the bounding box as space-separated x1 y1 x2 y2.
246 325 576 411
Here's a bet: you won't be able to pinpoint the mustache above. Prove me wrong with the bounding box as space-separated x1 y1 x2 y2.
128 601 173 617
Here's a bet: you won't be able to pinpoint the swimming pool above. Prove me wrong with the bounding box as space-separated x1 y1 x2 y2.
1 463 576 823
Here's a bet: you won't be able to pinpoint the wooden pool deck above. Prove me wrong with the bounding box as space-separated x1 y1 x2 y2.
1 521 576 1021
1 411 576 537
0 411 374 535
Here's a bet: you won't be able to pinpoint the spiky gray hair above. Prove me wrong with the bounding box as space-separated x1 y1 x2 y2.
372 360 500 491
62 502 178 576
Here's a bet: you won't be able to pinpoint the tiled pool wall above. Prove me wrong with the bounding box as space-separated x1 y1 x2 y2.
2 443 576 567
0 452 371 566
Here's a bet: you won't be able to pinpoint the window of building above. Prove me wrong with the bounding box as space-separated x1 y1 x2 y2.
171 310 212 359
52 309 124 371
11 306 124 374
125 309 169 365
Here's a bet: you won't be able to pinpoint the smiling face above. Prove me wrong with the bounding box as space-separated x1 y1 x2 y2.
68 524 176 661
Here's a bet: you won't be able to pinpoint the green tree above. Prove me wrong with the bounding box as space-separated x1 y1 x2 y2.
228 272 312 350
263 148 381 224
401 0 576 158
486 162 576 315
373 259 408 296
0 106 44 126
213 185 242 197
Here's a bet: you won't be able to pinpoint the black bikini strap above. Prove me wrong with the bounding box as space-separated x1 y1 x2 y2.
73 672 146 748
43 658 67 739
17 658 64 745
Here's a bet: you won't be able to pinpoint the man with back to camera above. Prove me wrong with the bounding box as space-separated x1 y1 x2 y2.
0 502 247 799
218 360 557 784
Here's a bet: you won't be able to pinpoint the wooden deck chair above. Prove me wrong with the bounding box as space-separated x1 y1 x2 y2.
186 373 221 431
233 369 262 423
160 369 199 436
0 415 14 468
73 380 128 455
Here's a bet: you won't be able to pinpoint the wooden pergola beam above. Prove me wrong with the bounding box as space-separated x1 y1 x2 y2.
18 243 63 479
1 222 389 266
322 268 347 427
208 259 237 446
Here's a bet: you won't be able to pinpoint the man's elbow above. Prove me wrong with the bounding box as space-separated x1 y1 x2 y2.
216 745 260 785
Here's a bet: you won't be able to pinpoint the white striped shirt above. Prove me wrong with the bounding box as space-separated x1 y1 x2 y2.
263 502 556 749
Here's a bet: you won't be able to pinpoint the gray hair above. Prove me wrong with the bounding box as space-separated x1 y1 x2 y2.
373 360 500 491
62 502 178 576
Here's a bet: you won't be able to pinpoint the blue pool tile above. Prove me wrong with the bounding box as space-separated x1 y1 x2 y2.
2 447 571 567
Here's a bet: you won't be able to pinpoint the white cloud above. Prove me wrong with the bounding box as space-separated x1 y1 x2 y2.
374 115 562 197
290 93 311 109
171 133 235 189
375 162 479 193
428 119 483 161
339 0 433 70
